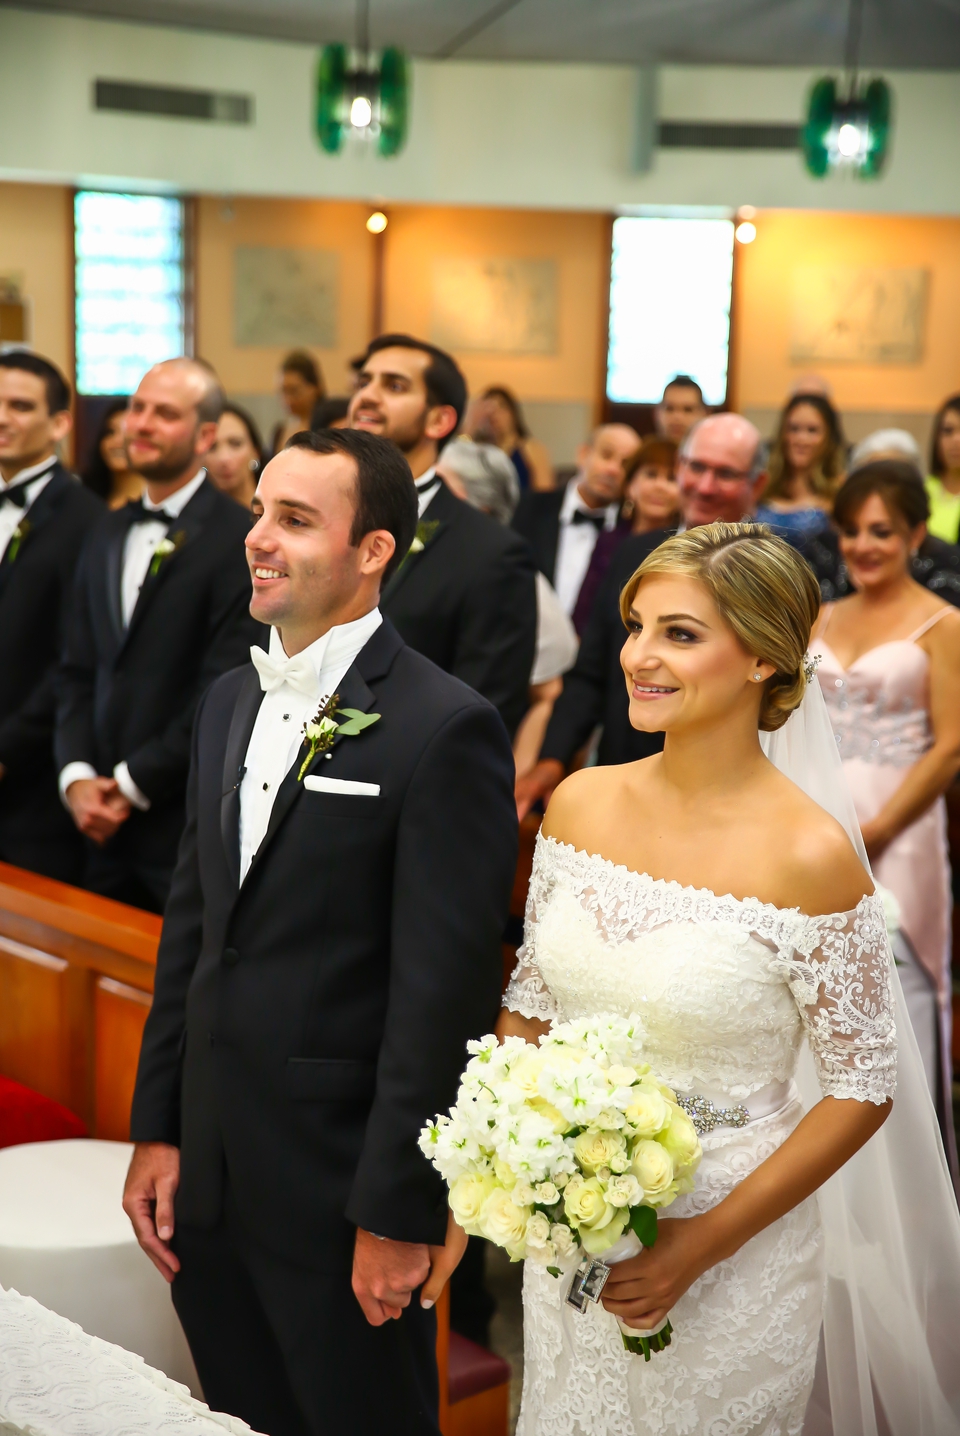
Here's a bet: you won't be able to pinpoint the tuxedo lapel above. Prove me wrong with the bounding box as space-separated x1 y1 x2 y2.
0 466 67 601
118 482 216 657
381 486 457 603
104 510 130 644
220 667 263 888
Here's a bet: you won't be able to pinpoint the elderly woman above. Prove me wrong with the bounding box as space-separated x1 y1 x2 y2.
437 437 577 775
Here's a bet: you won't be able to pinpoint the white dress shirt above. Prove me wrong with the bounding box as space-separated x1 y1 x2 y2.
0 455 57 561
414 466 441 518
553 478 620 617
59 468 208 812
238 608 383 883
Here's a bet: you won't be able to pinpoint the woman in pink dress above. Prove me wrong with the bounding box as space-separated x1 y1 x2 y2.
810 460 960 1164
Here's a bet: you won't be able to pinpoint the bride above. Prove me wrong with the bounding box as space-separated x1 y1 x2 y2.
497 521 960 1435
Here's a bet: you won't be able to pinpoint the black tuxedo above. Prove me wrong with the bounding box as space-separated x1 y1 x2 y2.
512 485 565 584
381 481 537 736
55 478 264 909
541 528 674 768
0 463 103 882
131 620 517 1435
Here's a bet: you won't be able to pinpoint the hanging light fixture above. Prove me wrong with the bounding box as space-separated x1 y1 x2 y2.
315 0 409 158
802 0 891 178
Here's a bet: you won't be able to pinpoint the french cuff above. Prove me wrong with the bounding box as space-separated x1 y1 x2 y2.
59 761 98 807
114 761 151 811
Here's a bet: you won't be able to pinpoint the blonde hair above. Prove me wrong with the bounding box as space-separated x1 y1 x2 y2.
619 522 821 732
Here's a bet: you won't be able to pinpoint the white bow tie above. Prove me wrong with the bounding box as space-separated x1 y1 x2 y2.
250 645 320 698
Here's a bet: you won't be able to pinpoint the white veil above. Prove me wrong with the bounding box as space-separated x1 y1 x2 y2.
761 679 960 1435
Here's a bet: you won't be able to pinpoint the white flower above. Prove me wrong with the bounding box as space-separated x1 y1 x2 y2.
511 1181 537 1207
605 1173 642 1208
525 1212 552 1249
448 1173 496 1232
535 1181 559 1205
658 1107 702 1176
409 536 425 554
154 538 175 558
573 1129 627 1174
606 1064 638 1089
563 1174 628 1252
305 717 338 741
630 1139 677 1206
550 1222 577 1257
625 1084 670 1138
479 1187 531 1258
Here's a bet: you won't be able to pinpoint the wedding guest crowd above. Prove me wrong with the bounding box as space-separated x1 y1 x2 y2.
269 349 325 456
466 385 555 492
81 398 144 508
206 403 264 508
926 394 960 543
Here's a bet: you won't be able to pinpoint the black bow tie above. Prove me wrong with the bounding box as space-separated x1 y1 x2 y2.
0 482 31 509
126 499 177 524
571 509 606 531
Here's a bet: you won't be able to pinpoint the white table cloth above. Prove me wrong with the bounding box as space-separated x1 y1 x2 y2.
0 1139 198 1392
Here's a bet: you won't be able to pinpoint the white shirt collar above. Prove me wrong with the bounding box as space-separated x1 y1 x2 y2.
559 475 618 529
143 468 206 517
413 466 437 492
2 454 57 490
267 607 383 682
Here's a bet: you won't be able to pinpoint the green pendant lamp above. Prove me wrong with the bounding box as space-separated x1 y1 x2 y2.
802 0 892 178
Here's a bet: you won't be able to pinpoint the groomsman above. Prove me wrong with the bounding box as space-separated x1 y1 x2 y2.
0 352 102 883
125 428 517 1436
56 359 262 912
348 334 537 736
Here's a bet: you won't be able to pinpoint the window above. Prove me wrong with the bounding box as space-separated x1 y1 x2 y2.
606 216 735 407
74 191 186 395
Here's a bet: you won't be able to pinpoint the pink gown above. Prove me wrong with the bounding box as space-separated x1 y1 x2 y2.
812 605 955 1160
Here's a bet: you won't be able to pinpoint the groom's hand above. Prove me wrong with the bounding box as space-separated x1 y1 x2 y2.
352 1229 431 1326
122 1141 181 1283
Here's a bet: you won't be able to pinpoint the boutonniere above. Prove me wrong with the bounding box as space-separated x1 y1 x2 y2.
5 518 31 564
297 692 382 781
398 518 439 572
149 529 187 577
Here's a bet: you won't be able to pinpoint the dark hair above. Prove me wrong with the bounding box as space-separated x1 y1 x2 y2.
481 386 529 439
662 374 704 405
354 333 467 429
81 397 128 498
930 394 960 478
284 428 418 584
0 350 70 415
221 402 264 458
766 392 845 502
832 460 930 532
281 349 324 393
625 434 679 480
311 395 350 430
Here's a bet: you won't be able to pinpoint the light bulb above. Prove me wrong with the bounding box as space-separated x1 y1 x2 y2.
735 221 757 244
350 94 373 129
366 211 388 234
837 122 863 158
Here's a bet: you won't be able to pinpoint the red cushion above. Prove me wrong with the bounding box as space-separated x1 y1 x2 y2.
448 1331 511 1404
0 1076 88 1148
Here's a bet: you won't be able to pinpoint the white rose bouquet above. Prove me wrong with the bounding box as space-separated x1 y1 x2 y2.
419 1014 701 1359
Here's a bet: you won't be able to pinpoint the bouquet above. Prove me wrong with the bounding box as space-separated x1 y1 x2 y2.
419 1014 702 1358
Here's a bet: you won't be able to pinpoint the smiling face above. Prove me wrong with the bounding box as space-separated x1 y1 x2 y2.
208 410 258 496
837 491 921 592
348 345 456 457
620 574 774 735
626 461 679 529
577 425 641 508
0 368 71 478
678 415 764 528
100 410 130 475
124 363 217 484
783 402 828 474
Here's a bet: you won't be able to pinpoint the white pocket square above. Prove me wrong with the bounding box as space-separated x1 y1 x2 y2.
303 777 381 797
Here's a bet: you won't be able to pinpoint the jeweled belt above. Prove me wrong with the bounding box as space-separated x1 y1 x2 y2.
677 1079 794 1134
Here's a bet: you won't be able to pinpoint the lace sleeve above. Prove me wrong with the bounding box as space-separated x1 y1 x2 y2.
502 834 560 1022
781 894 897 1105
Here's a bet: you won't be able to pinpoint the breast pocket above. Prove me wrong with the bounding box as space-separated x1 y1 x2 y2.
300 791 383 819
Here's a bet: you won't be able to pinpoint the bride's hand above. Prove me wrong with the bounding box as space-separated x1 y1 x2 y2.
599 1217 715 1330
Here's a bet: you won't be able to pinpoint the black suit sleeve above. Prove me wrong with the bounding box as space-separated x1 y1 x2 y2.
345 701 517 1244
54 539 101 772
539 557 621 766
449 535 537 738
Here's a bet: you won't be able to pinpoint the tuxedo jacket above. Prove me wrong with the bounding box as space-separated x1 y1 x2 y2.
0 464 103 855
55 479 265 871
130 620 517 1267
511 486 565 585
381 482 537 737
540 528 673 769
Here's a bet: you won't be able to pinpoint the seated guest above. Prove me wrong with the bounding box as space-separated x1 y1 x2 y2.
311 395 350 430
512 423 641 632
349 335 537 737
925 394 960 543
572 434 679 634
56 358 264 912
654 374 707 444
755 391 845 542
848 427 924 475
81 398 143 508
467 385 555 492
207 403 263 509
515 413 766 817
0 351 103 884
270 350 325 456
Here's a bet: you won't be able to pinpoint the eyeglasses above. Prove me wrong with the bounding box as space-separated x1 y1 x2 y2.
680 457 753 485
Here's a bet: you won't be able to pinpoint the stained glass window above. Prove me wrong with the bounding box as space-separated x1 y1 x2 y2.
74 191 185 395
606 216 735 407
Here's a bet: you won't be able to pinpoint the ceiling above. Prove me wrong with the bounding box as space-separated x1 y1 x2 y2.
9 0 960 68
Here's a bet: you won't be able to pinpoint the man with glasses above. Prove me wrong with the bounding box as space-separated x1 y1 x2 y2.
515 413 767 817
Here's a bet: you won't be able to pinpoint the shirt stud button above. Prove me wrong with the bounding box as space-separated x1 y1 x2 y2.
263 782 269 790
283 714 290 721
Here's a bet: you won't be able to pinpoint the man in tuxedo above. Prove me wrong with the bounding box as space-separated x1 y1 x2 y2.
348 334 536 736
515 413 767 816
124 428 517 1436
512 422 640 624
56 358 262 912
0 352 102 883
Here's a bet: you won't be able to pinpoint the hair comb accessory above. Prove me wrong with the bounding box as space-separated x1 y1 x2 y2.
802 653 821 683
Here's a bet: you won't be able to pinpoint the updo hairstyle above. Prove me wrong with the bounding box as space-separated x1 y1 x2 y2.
832 459 929 532
619 522 821 732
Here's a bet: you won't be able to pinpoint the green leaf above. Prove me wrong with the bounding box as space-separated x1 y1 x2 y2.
335 710 381 736
629 1205 658 1248
547 1266 561 1279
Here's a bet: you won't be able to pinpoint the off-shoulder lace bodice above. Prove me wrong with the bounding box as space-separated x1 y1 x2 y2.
505 833 896 1105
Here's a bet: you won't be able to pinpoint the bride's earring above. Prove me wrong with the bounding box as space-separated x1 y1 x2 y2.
753 674 763 682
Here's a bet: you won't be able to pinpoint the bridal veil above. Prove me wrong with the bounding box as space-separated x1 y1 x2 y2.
761 677 960 1435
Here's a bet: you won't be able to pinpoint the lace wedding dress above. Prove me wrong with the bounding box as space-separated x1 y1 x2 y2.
504 833 897 1436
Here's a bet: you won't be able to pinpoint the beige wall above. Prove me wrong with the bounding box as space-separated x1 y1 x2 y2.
0 182 71 377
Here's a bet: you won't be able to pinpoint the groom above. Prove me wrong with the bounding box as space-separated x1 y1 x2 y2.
124 428 517 1436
